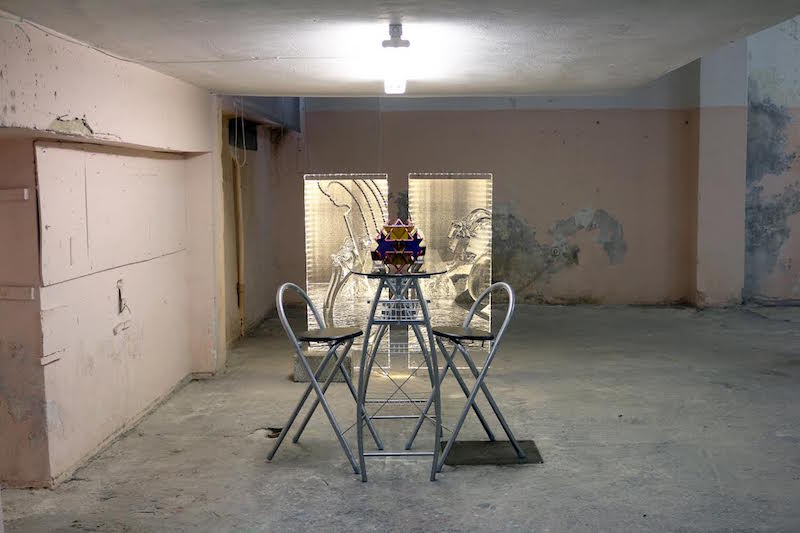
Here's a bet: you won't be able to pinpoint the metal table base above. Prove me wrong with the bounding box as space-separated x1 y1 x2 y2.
354 271 444 482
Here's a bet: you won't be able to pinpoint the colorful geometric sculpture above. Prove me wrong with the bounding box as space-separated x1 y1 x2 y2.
372 218 426 273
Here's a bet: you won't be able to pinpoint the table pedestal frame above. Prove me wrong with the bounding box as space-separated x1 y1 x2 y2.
356 274 442 482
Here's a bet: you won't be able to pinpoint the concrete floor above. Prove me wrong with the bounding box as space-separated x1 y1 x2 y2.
4 305 800 532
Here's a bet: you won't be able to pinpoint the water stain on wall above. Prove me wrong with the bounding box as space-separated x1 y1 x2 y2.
493 205 626 300
745 80 800 299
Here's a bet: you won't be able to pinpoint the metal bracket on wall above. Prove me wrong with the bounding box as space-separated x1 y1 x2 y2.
40 349 65 367
0 286 35 301
0 188 29 202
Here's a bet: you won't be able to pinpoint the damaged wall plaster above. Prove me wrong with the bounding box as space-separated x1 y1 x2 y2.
493 206 627 302
304 96 696 304
745 83 799 297
745 16 800 302
47 115 93 136
550 208 627 265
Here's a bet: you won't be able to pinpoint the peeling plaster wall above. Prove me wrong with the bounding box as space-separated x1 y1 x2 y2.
0 15 223 486
303 66 700 304
745 16 800 302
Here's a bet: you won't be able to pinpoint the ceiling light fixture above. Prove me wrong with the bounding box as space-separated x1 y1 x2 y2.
382 23 410 95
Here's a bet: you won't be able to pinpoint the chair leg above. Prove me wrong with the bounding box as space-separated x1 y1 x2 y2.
436 338 496 442
292 339 352 443
267 342 340 461
437 365 486 471
439 343 527 471
292 339 384 450
296 345 360 474
454 343 526 460
268 342 359 473
404 339 496 449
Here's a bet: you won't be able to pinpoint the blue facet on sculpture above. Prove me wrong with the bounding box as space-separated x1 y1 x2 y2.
371 219 426 273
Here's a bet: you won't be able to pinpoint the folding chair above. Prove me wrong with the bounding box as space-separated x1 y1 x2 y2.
405 282 526 471
267 283 382 474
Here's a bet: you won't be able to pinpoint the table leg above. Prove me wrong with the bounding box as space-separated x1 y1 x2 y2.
413 278 442 481
357 278 385 482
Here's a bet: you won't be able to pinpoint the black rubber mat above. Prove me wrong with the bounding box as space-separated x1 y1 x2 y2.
439 440 543 465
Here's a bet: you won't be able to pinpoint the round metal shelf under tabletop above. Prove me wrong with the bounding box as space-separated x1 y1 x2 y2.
349 269 446 481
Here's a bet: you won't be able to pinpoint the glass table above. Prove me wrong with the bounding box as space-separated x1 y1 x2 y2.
351 269 446 481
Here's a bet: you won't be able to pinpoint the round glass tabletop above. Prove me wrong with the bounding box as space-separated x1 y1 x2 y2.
348 269 447 279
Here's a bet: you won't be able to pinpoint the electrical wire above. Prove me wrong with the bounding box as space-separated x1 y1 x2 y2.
232 96 247 168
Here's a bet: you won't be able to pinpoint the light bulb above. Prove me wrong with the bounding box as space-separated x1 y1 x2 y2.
382 24 410 95
383 46 408 94
384 78 406 95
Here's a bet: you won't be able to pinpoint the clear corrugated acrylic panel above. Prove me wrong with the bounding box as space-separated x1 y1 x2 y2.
408 173 493 369
304 174 388 359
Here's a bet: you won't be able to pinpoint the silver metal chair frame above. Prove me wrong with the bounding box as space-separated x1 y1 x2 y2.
405 281 526 471
267 283 382 474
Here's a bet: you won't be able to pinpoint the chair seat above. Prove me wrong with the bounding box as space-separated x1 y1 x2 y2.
298 326 363 343
432 326 494 342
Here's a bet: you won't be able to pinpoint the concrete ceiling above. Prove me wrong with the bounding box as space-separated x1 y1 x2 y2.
1 1 798 96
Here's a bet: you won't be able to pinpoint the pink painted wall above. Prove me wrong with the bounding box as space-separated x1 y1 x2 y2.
185 148 224 374
0 140 49 487
0 16 210 152
695 40 748 307
303 106 698 304
220 122 283 343
269 131 307 296
0 16 224 486
220 116 308 342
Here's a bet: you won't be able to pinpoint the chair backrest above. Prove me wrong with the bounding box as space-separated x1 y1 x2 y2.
276 283 325 346
463 282 516 347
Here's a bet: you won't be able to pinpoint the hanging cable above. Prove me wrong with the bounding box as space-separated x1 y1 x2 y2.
232 96 247 168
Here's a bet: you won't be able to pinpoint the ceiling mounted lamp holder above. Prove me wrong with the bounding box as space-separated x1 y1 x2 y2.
382 23 410 95
382 23 410 48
